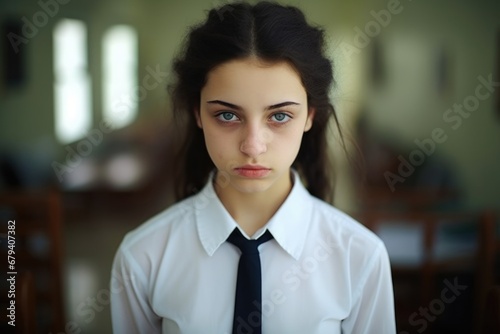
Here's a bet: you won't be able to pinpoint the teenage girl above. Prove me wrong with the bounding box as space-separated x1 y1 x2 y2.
111 2 395 333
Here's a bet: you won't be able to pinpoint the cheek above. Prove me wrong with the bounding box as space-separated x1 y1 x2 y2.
288 133 305 155
271 128 304 156
279 124 305 144
203 129 232 160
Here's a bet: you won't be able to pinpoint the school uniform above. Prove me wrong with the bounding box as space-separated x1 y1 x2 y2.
111 170 396 333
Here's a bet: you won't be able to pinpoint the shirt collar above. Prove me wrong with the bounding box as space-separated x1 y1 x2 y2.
194 169 314 260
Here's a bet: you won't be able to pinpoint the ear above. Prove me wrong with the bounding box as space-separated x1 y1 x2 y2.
304 107 315 132
194 109 202 128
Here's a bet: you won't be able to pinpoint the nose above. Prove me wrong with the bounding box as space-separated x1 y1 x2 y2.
239 123 269 158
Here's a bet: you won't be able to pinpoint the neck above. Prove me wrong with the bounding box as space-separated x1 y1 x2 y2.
214 171 293 236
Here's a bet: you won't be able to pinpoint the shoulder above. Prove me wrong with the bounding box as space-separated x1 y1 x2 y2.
113 195 198 276
121 196 196 250
306 197 391 292
308 196 386 257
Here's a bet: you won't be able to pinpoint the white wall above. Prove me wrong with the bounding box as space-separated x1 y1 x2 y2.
351 0 500 210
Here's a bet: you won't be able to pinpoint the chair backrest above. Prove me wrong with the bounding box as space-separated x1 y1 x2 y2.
355 210 479 332
477 211 500 285
482 285 500 334
359 211 477 266
475 211 500 333
0 189 65 333
17 271 37 334
358 186 460 211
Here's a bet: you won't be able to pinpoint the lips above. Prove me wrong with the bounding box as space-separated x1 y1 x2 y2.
234 165 271 178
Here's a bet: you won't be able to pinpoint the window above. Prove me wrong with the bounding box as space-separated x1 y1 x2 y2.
102 25 138 129
53 19 91 144
53 21 138 143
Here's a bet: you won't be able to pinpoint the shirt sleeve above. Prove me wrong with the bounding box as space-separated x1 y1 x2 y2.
341 242 396 334
110 246 161 334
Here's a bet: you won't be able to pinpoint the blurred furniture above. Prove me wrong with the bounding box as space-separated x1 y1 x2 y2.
17 271 37 334
477 211 500 290
62 116 176 220
0 189 65 333
481 285 500 334
356 210 479 333
359 186 460 212
475 211 500 333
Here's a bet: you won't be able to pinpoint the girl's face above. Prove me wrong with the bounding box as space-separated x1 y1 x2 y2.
197 57 314 197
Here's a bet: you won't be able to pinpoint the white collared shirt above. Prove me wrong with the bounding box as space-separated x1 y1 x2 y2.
110 171 395 333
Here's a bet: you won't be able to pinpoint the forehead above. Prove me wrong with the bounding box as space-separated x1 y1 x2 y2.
201 57 307 104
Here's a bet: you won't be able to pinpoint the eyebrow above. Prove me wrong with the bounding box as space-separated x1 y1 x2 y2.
206 100 300 111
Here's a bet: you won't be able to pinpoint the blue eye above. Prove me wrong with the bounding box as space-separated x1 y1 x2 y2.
271 113 290 123
216 112 238 122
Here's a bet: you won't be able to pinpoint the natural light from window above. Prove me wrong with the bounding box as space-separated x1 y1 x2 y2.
102 25 138 129
53 19 91 144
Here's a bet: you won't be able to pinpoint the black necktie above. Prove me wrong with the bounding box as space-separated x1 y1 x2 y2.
227 228 274 334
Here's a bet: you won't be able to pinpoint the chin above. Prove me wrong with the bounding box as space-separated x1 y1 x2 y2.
229 178 274 194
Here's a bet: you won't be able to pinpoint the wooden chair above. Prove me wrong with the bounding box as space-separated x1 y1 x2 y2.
17 271 37 334
0 189 65 333
481 285 500 334
358 186 459 212
356 210 479 332
475 211 500 333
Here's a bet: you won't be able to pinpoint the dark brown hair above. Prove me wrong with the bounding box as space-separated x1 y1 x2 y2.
170 1 345 203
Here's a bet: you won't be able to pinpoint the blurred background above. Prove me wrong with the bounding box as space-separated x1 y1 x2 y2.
0 0 499 333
